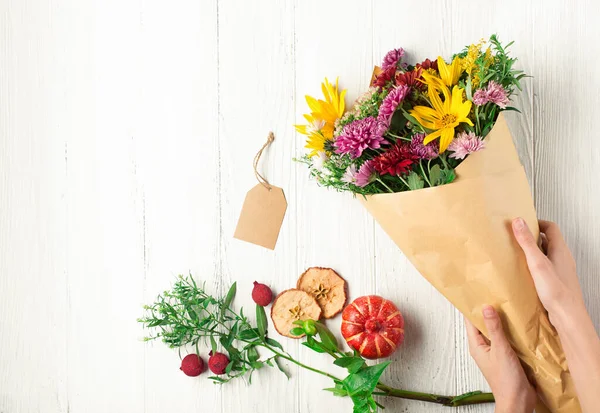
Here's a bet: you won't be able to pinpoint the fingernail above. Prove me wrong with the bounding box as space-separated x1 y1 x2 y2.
483 306 495 319
513 218 525 230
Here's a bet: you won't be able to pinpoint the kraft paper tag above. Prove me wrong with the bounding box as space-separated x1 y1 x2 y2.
370 65 382 86
234 184 287 250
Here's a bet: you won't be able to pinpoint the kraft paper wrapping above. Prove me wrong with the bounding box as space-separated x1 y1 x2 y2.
360 114 580 412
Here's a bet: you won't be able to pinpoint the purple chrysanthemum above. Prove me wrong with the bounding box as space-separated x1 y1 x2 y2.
473 80 510 109
355 160 377 187
377 85 410 125
334 117 388 159
448 131 485 159
342 164 358 184
410 133 439 160
381 48 405 71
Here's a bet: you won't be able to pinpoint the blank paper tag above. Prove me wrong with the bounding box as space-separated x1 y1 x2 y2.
233 184 287 250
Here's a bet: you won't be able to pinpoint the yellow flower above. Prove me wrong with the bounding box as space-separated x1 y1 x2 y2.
409 83 473 153
420 56 464 91
461 39 486 78
295 78 346 157
436 56 464 87
304 131 328 158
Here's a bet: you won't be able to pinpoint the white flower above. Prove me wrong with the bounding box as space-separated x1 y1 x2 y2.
342 164 358 184
307 119 326 135
312 151 328 171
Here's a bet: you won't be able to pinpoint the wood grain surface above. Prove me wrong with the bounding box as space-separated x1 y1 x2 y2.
1 1 598 412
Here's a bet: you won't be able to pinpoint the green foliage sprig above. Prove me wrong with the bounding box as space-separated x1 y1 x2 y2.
139 275 494 412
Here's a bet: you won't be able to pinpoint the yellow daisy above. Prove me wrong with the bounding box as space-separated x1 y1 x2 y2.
423 56 464 89
295 78 346 157
409 83 473 153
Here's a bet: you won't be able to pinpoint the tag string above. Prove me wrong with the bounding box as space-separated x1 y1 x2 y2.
253 132 275 190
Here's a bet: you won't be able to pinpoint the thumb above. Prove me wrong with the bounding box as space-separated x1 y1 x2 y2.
482 306 510 350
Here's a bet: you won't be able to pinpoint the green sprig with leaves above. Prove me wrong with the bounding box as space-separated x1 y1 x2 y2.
139 275 494 412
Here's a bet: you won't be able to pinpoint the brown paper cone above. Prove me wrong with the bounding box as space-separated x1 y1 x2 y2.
361 114 581 412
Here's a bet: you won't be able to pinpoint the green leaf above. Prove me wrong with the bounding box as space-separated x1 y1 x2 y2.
238 328 260 340
406 171 424 190
225 360 234 375
219 334 238 356
220 282 236 321
314 322 339 352
250 361 264 369
224 282 236 307
441 168 456 184
323 387 349 397
209 376 227 384
273 356 290 378
256 304 268 338
302 336 327 353
210 335 217 354
342 361 391 397
265 337 284 351
429 164 442 186
401 109 422 130
334 356 366 374
247 346 259 363
466 76 473 101
290 327 305 337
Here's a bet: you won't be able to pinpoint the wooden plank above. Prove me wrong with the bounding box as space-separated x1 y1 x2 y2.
136 2 221 413
62 1 146 412
216 1 298 412
294 1 375 412
0 1 69 411
533 0 600 332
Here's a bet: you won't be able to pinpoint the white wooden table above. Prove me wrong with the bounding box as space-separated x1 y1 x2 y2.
1 1 599 412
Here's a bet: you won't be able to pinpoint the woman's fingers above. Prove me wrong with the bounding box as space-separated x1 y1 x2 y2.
512 218 552 275
482 306 510 351
539 220 567 255
465 317 489 361
512 218 541 257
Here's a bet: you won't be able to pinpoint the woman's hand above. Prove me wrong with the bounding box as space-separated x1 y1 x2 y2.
465 306 536 413
511 218 585 325
512 218 600 413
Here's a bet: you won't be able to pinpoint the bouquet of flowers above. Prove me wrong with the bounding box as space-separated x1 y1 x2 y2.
296 35 580 413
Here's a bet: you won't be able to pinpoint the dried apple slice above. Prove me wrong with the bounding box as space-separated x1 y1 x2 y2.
270 289 322 338
297 267 347 319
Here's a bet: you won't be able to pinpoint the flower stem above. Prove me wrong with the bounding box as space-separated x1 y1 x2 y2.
376 178 394 193
261 342 342 382
387 132 411 142
375 383 494 406
419 161 432 187
397 175 410 189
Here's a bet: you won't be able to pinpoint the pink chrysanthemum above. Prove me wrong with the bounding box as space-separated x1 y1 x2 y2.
473 80 510 109
342 164 358 184
410 133 439 160
381 48 405 71
355 160 377 187
334 117 388 159
377 85 410 125
448 131 485 159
